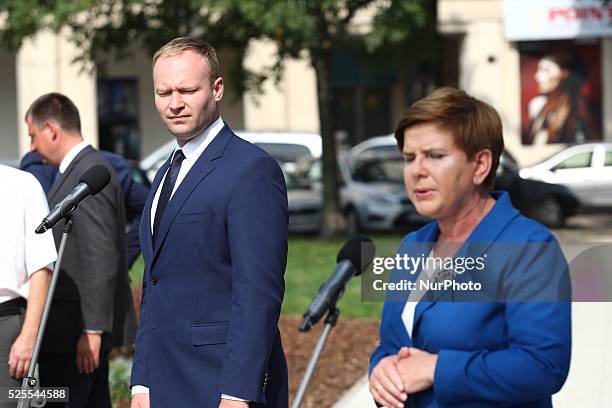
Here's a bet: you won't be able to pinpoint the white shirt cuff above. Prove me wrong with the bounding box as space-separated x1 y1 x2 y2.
221 394 248 402
131 385 149 396
131 387 247 403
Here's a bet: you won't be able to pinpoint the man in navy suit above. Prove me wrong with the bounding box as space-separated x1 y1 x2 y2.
130 37 289 408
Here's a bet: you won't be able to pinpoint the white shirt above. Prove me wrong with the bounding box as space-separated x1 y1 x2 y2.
135 117 245 402
401 249 437 338
59 140 90 174
150 116 224 232
0 165 57 304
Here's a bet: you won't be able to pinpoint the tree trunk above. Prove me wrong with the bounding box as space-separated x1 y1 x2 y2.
312 48 346 238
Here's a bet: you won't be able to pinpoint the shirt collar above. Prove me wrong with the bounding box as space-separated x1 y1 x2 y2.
173 116 224 164
59 140 90 174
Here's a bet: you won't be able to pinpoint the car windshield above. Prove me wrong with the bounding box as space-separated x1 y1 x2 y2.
351 158 404 184
360 145 400 155
256 143 311 163
283 170 309 190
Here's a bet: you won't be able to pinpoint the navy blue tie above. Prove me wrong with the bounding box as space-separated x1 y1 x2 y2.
153 149 185 242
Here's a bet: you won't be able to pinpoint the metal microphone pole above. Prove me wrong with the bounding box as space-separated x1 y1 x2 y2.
18 216 73 408
291 307 340 408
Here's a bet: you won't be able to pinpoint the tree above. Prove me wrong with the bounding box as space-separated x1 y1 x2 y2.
0 0 437 237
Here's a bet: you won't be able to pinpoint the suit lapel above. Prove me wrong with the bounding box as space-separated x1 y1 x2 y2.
141 156 171 266
400 224 438 337
151 125 233 262
47 146 95 203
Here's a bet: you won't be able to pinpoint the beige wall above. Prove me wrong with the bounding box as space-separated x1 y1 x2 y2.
217 48 245 132
243 40 319 133
0 50 19 161
16 30 98 157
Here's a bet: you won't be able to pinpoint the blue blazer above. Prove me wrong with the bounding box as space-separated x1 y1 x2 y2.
370 191 571 408
130 125 289 407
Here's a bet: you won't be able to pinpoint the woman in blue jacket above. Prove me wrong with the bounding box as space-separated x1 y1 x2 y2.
369 87 571 408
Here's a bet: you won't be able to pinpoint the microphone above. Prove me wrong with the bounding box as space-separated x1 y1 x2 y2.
299 235 375 331
35 164 111 234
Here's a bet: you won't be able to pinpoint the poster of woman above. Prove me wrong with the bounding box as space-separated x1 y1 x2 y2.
520 41 602 145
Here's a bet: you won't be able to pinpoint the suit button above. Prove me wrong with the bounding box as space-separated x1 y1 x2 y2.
151 276 159 285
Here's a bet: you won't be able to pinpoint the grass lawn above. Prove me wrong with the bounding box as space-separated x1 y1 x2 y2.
129 233 406 319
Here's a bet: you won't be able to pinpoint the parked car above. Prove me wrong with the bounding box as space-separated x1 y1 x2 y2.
350 135 397 157
295 152 429 233
140 132 322 233
497 151 579 227
519 143 612 210
350 135 579 227
140 131 321 180
284 169 322 233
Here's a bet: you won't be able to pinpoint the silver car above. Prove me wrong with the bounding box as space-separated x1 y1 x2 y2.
296 152 429 233
140 131 321 181
519 143 612 209
284 170 322 233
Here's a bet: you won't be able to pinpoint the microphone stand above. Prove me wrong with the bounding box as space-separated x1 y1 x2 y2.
291 307 340 408
18 216 73 408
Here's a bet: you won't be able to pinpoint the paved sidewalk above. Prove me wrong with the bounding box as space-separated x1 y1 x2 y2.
332 374 372 408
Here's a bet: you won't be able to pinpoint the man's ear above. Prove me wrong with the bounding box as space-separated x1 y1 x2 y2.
213 77 224 102
45 121 59 141
472 149 493 186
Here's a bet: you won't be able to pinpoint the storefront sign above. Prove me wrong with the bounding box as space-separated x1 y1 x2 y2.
505 0 612 41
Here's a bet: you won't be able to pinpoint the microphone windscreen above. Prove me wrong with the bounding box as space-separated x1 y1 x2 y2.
337 235 375 274
79 164 111 195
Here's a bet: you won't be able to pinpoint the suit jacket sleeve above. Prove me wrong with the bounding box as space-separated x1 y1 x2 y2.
125 181 148 268
71 182 121 332
433 234 572 404
130 275 148 387
219 155 288 403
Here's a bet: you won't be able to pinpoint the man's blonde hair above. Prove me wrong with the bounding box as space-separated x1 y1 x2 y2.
153 37 221 84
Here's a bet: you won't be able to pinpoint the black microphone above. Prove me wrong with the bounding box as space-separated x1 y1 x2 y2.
299 235 375 331
35 164 111 234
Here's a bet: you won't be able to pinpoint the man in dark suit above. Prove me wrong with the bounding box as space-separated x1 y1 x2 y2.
130 37 288 408
19 150 149 268
25 93 136 407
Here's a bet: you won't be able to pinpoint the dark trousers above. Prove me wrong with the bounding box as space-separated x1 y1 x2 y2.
38 349 111 408
0 312 24 408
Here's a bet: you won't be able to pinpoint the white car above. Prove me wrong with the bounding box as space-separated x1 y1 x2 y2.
519 143 612 209
140 130 321 181
350 135 398 157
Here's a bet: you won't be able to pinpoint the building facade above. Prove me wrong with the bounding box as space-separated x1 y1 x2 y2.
438 0 612 165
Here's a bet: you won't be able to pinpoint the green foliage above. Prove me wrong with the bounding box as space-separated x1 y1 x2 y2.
109 356 132 402
367 0 437 61
0 0 436 89
282 234 404 318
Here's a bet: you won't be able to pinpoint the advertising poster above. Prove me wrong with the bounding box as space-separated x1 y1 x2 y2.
519 40 602 145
